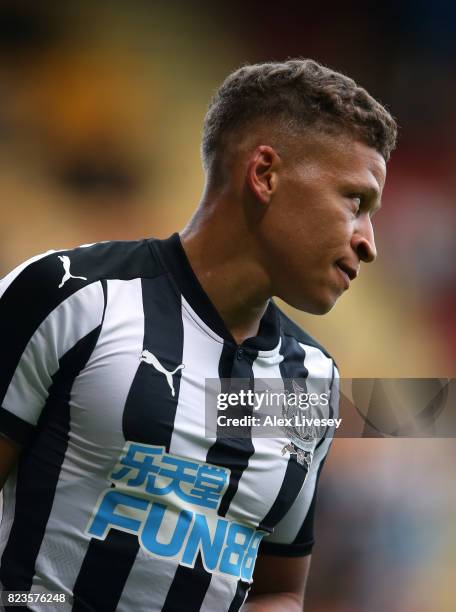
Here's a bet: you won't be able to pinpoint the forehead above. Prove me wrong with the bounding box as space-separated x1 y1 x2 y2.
294 132 387 192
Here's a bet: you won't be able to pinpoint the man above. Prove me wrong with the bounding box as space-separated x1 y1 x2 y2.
0 59 396 611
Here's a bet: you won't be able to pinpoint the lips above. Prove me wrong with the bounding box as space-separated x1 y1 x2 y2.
335 264 350 289
336 261 358 281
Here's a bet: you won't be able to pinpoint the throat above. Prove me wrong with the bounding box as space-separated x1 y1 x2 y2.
218 302 267 345
229 322 261 346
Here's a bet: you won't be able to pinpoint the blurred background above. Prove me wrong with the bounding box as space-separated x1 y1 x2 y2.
0 0 454 609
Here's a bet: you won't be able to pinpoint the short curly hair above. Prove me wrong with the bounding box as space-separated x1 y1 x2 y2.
201 59 397 171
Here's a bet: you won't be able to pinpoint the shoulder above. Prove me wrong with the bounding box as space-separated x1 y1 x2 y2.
60 237 165 281
0 238 167 354
1 237 165 300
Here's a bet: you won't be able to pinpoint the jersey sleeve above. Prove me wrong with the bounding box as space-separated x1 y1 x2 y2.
259 363 339 557
0 250 106 446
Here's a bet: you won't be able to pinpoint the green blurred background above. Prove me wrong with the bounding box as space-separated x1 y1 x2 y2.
0 1 454 610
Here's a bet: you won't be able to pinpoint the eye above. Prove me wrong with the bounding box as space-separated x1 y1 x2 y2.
348 194 363 214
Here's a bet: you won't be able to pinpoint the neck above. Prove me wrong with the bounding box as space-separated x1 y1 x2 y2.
180 193 271 345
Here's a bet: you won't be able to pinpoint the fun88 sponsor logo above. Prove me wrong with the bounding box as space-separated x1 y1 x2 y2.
86 442 266 581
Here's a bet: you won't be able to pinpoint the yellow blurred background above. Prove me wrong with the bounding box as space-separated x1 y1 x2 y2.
0 1 454 610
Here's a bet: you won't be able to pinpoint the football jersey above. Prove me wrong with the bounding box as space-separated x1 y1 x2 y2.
0 233 338 611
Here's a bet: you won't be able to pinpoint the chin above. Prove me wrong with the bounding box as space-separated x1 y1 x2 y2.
283 292 338 315
303 301 336 315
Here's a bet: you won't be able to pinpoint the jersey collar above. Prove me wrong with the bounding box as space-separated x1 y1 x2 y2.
153 233 281 352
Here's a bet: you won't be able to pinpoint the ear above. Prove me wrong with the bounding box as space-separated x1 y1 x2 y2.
247 145 280 204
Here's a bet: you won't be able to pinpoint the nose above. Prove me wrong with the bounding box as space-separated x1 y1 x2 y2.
351 215 377 263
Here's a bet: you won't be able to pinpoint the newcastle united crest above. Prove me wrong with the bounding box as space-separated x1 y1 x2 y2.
280 379 329 468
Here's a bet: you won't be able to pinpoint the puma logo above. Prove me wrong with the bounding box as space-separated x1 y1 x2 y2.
140 350 185 397
58 255 87 288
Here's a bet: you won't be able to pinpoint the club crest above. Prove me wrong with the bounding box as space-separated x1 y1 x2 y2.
280 379 326 467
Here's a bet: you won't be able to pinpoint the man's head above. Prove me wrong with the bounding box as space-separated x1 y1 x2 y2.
199 59 397 314
202 59 396 174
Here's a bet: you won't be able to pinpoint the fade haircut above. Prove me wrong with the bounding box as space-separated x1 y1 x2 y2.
201 59 397 173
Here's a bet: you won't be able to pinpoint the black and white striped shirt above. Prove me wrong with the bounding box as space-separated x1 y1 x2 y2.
0 233 338 612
